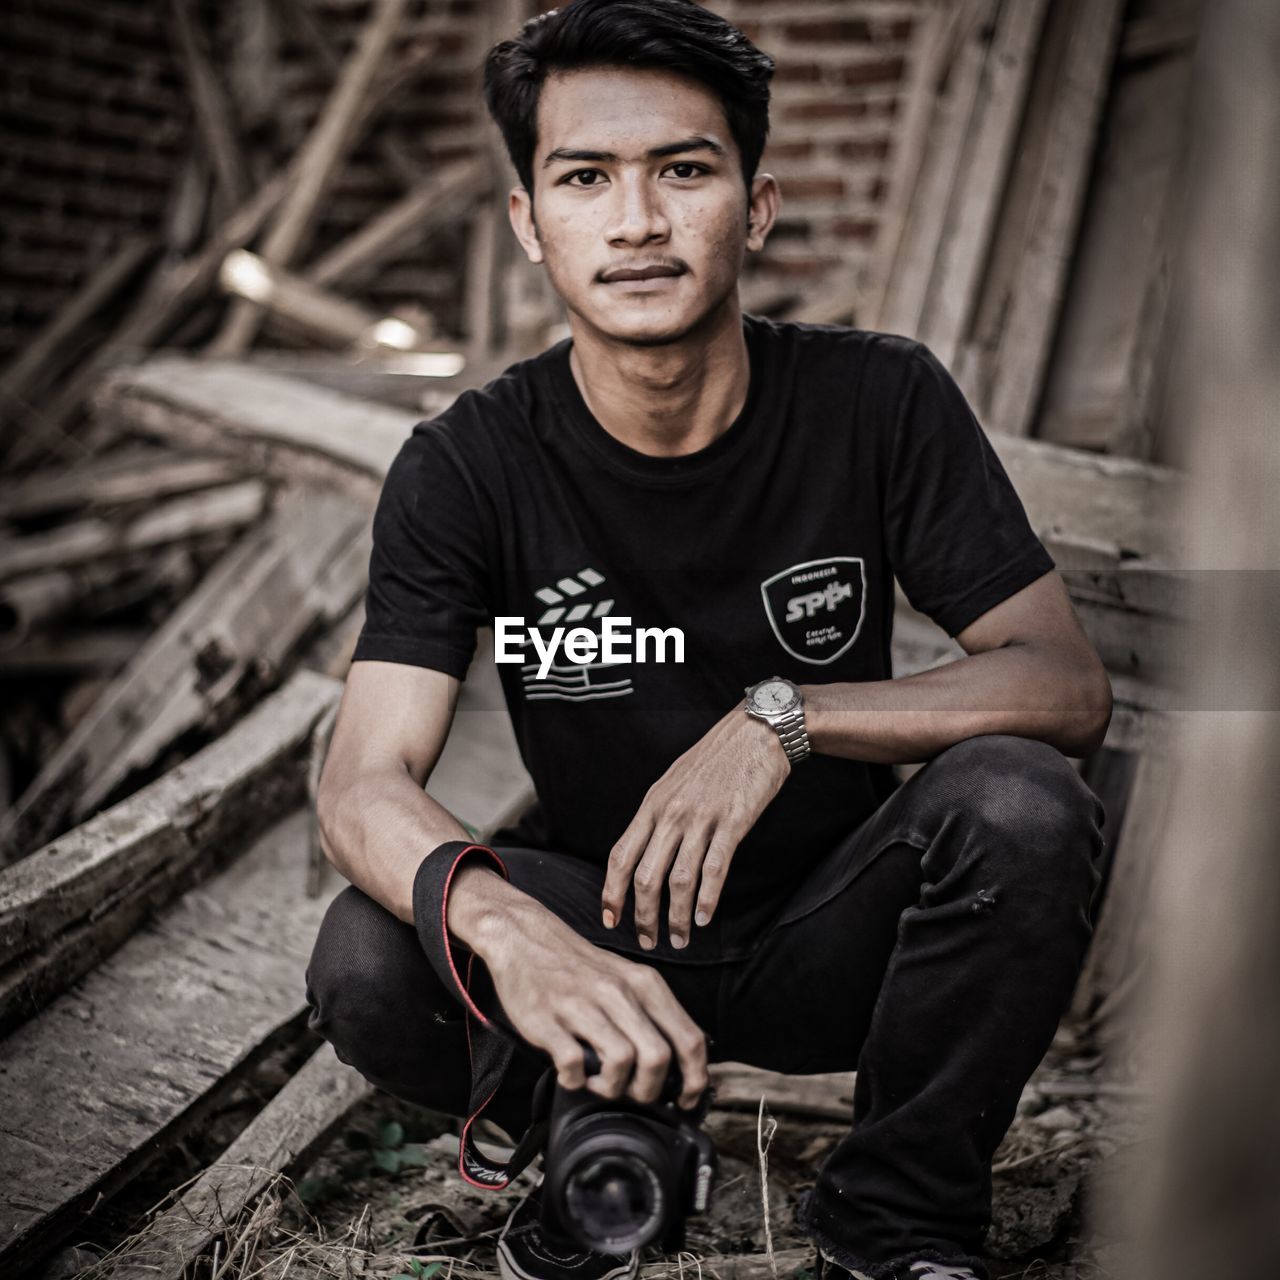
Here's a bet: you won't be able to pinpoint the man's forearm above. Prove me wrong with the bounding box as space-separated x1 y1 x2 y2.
803 641 1110 764
319 764 557 959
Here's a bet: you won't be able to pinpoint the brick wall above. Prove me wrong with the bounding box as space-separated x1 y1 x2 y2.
0 0 926 369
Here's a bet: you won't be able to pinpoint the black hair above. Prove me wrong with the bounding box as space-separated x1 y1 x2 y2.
483 0 775 197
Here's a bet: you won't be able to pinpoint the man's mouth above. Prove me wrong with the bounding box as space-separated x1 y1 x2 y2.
599 263 687 283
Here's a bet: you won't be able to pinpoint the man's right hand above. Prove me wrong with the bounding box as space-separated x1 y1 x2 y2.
479 892 709 1111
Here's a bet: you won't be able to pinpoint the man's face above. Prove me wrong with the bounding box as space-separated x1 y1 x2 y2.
509 66 777 346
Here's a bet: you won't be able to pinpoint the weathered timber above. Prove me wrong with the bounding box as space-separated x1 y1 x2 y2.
107 1043 374 1280
970 0 1128 438
0 671 340 1036
878 0 997 340
0 808 338 1274
208 0 411 356
708 1064 855 1123
243 349 514 413
922 0 1051 370
218 252 431 350
1037 0 1196 458
0 627 145 677
0 446 243 522
93 359 418 496
0 489 369 861
0 480 268 584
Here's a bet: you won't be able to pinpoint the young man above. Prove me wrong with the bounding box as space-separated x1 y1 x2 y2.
305 4 1112 1279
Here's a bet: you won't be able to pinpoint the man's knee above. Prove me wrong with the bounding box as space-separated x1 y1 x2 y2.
305 886 461 1082
917 734 1104 906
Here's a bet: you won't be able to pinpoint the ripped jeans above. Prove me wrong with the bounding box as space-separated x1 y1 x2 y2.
304 734 1105 1280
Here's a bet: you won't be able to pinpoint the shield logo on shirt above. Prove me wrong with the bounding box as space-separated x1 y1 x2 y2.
760 557 867 664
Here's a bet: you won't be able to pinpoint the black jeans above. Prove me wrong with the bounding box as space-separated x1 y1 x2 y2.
305 734 1105 1280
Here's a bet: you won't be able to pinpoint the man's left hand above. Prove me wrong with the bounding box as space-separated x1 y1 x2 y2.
600 703 791 950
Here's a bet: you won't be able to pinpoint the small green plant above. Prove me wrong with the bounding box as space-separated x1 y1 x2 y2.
345 1117 435 1176
392 1259 444 1280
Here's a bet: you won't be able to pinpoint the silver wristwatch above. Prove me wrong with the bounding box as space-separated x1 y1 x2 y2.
744 676 811 764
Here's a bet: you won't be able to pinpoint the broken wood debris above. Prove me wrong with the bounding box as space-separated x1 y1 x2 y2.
0 669 340 1036
0 487 369 862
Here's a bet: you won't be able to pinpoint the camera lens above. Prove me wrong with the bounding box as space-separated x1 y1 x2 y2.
563 1150 663 1253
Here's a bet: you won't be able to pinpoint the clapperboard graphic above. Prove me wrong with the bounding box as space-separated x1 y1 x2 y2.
521 568 634 702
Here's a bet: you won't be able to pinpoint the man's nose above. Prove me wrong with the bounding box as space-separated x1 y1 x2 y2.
606 175 671 246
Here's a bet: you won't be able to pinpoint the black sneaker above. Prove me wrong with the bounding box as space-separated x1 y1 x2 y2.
497 1176 639 1280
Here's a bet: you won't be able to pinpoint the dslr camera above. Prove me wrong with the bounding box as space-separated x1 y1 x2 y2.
536 1044 718 1254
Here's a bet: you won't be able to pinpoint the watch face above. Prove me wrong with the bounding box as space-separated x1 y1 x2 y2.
753 679 798 714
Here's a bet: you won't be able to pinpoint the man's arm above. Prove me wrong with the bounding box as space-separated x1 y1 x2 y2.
804 570 1113 763
316 659 708 1108
601 571 1111 949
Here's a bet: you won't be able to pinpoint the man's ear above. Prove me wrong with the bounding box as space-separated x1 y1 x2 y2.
745 173 781 254
509 186 545 265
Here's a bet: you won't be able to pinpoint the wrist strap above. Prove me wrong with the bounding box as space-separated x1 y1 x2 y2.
412 841 548 1189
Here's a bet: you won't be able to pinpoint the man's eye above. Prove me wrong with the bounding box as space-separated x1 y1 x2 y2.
666 163 707 179
566 170 605 187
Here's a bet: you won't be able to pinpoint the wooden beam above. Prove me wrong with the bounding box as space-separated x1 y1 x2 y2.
878 0 998 340
0 670 340 1035
208 0 410 356
93 358 421 492
0 808 341 1273
0 489 369 862
922 0 1050 368
983 0 1127 437
0 480 268 584
0 447 243 522
107 1044 374 1280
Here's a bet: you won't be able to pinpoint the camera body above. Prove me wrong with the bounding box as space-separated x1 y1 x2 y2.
538 1055 717 1255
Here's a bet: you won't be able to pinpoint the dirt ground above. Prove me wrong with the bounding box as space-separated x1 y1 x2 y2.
218 1028 1150 1280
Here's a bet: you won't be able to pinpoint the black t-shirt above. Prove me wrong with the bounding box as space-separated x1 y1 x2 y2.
352 314 1054 916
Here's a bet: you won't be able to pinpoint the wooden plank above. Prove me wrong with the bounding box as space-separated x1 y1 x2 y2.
709 1063 855 1122
109 1044 374 1280
207 0 411 356
922 0 1050 369
987 429 1186 564
218 250 437 350
0 671 339 1036
0 627 144 676
0 808 339 1273
878 0 998 341
92 358 420 493
0 490 369 862
0 480 268 583
0 447 243 521
1036 0 1197 457
983 0 1127 437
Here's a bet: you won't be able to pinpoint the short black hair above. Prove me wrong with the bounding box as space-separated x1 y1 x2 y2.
483 0 775 197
